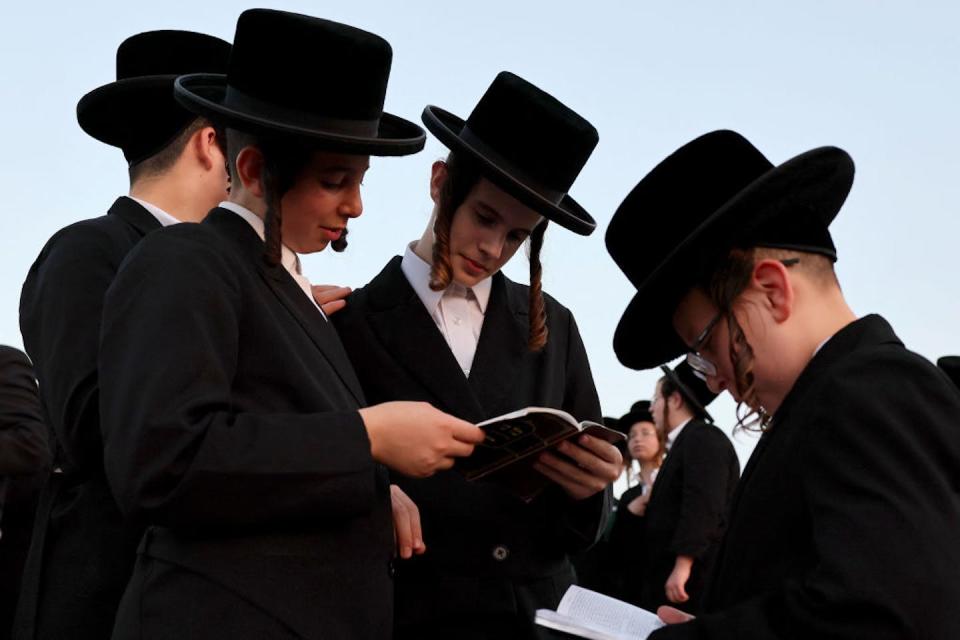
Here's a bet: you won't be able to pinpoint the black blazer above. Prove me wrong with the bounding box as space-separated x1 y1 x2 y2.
640 419 739 613
652 315 960 640
98 208 394 639
15 197 159 640
333 256 609 635
0 346 48 640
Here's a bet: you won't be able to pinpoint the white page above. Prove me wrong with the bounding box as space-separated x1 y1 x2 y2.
556 585 665 638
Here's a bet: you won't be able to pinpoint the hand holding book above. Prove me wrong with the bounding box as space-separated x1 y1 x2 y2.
533 433 623 500
454 407 625 500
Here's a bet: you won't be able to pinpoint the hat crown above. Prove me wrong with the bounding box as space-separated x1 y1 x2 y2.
464 72 598 195
608 130 773 289
116 30 231 80
226 9 391 124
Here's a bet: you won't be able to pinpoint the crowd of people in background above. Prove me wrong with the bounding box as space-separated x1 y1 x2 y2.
1 6 959 640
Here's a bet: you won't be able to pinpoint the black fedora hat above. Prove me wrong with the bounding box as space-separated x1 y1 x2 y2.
659 361 718 423
607 130 855 369
175 9 424 156
422 72 599 235
618 400 655 435
938 356 960 389
77 30 231 165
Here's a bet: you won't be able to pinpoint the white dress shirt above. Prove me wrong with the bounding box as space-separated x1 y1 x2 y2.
130 196 180 227
219 201 327 319
400 242 492 377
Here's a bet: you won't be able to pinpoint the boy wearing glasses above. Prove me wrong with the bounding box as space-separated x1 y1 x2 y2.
607 130 960 639
641 362 738 614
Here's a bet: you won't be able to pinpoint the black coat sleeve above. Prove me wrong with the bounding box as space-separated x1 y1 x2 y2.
554 306 613 552
669 427 736 559
0 346 49 476
20 225 119 473
652 353 960 640
99 231 380 529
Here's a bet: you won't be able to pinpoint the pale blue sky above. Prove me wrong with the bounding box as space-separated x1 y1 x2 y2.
2 1 958 464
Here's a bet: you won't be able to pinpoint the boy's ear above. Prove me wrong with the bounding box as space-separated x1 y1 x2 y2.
752 259 794 324
235 146 265 198
429 160 448 204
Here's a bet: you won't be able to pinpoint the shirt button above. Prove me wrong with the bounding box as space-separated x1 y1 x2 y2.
453 316 462 325
492 545 510 561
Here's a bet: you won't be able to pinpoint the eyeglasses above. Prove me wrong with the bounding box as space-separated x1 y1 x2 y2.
683 257 800 381
685 313 721 380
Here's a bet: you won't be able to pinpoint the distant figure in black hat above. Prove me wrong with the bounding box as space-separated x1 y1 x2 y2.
333 71 621 638
635 362 738 614
15 29 230 640
97 10 484 639
938 356 960 391
0 347 49 640
607 130 960 639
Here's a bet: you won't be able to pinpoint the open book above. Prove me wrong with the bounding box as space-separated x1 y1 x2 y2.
535 585 665 640
456 407 624 500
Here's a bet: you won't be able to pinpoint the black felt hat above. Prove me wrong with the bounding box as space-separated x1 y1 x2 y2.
422 72 599 235
77 30 231 165
607 130 855 369
660 361 718 423
174 9 424 156
938 356 960 389
618 400 655 435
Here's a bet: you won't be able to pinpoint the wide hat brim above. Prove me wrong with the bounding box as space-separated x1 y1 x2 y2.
175 73 426 156
77 75 188 149
614 146 854 370
422 105 596 236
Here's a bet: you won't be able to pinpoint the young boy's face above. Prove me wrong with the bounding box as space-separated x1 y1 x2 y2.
431 165 543 288
280 152 369 254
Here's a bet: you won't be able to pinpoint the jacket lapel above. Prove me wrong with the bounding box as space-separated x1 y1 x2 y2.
467 274 530 417
108 196 163 237
362 257 487 423
205 208 366 405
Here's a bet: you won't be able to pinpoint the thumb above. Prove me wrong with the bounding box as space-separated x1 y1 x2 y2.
657 605 694 624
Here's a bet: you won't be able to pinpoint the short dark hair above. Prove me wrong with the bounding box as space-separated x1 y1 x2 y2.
128 117 221 184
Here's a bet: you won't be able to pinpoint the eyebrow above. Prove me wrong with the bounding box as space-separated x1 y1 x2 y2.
475 199 537 234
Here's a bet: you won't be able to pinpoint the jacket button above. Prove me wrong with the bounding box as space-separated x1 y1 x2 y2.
492 545 510 561
387 559 396 578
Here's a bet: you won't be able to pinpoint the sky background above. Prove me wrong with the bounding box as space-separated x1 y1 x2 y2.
2 1 958 469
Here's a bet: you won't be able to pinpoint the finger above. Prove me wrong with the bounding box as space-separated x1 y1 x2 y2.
394 487 424 553
567 435 623 466
390 486 413 558
657 606 695 624
312 285 352 304
538 451 606 491
321 299 348 316
451 421 487 444
557 440 621 482
444 438 478 459
677 583 689 602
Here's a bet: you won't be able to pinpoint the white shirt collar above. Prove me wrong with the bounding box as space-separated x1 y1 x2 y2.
130 196 180 227
667 417 693 446
400 241 492 313
218 201 301 275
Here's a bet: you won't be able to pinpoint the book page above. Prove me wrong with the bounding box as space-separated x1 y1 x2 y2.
557 586 664 638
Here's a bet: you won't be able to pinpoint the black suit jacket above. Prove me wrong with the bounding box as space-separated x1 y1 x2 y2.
15 197 159 640
0 346 49 640
98 208 393 639
653 315 960 640
640 419 739 613
333 256 610 635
